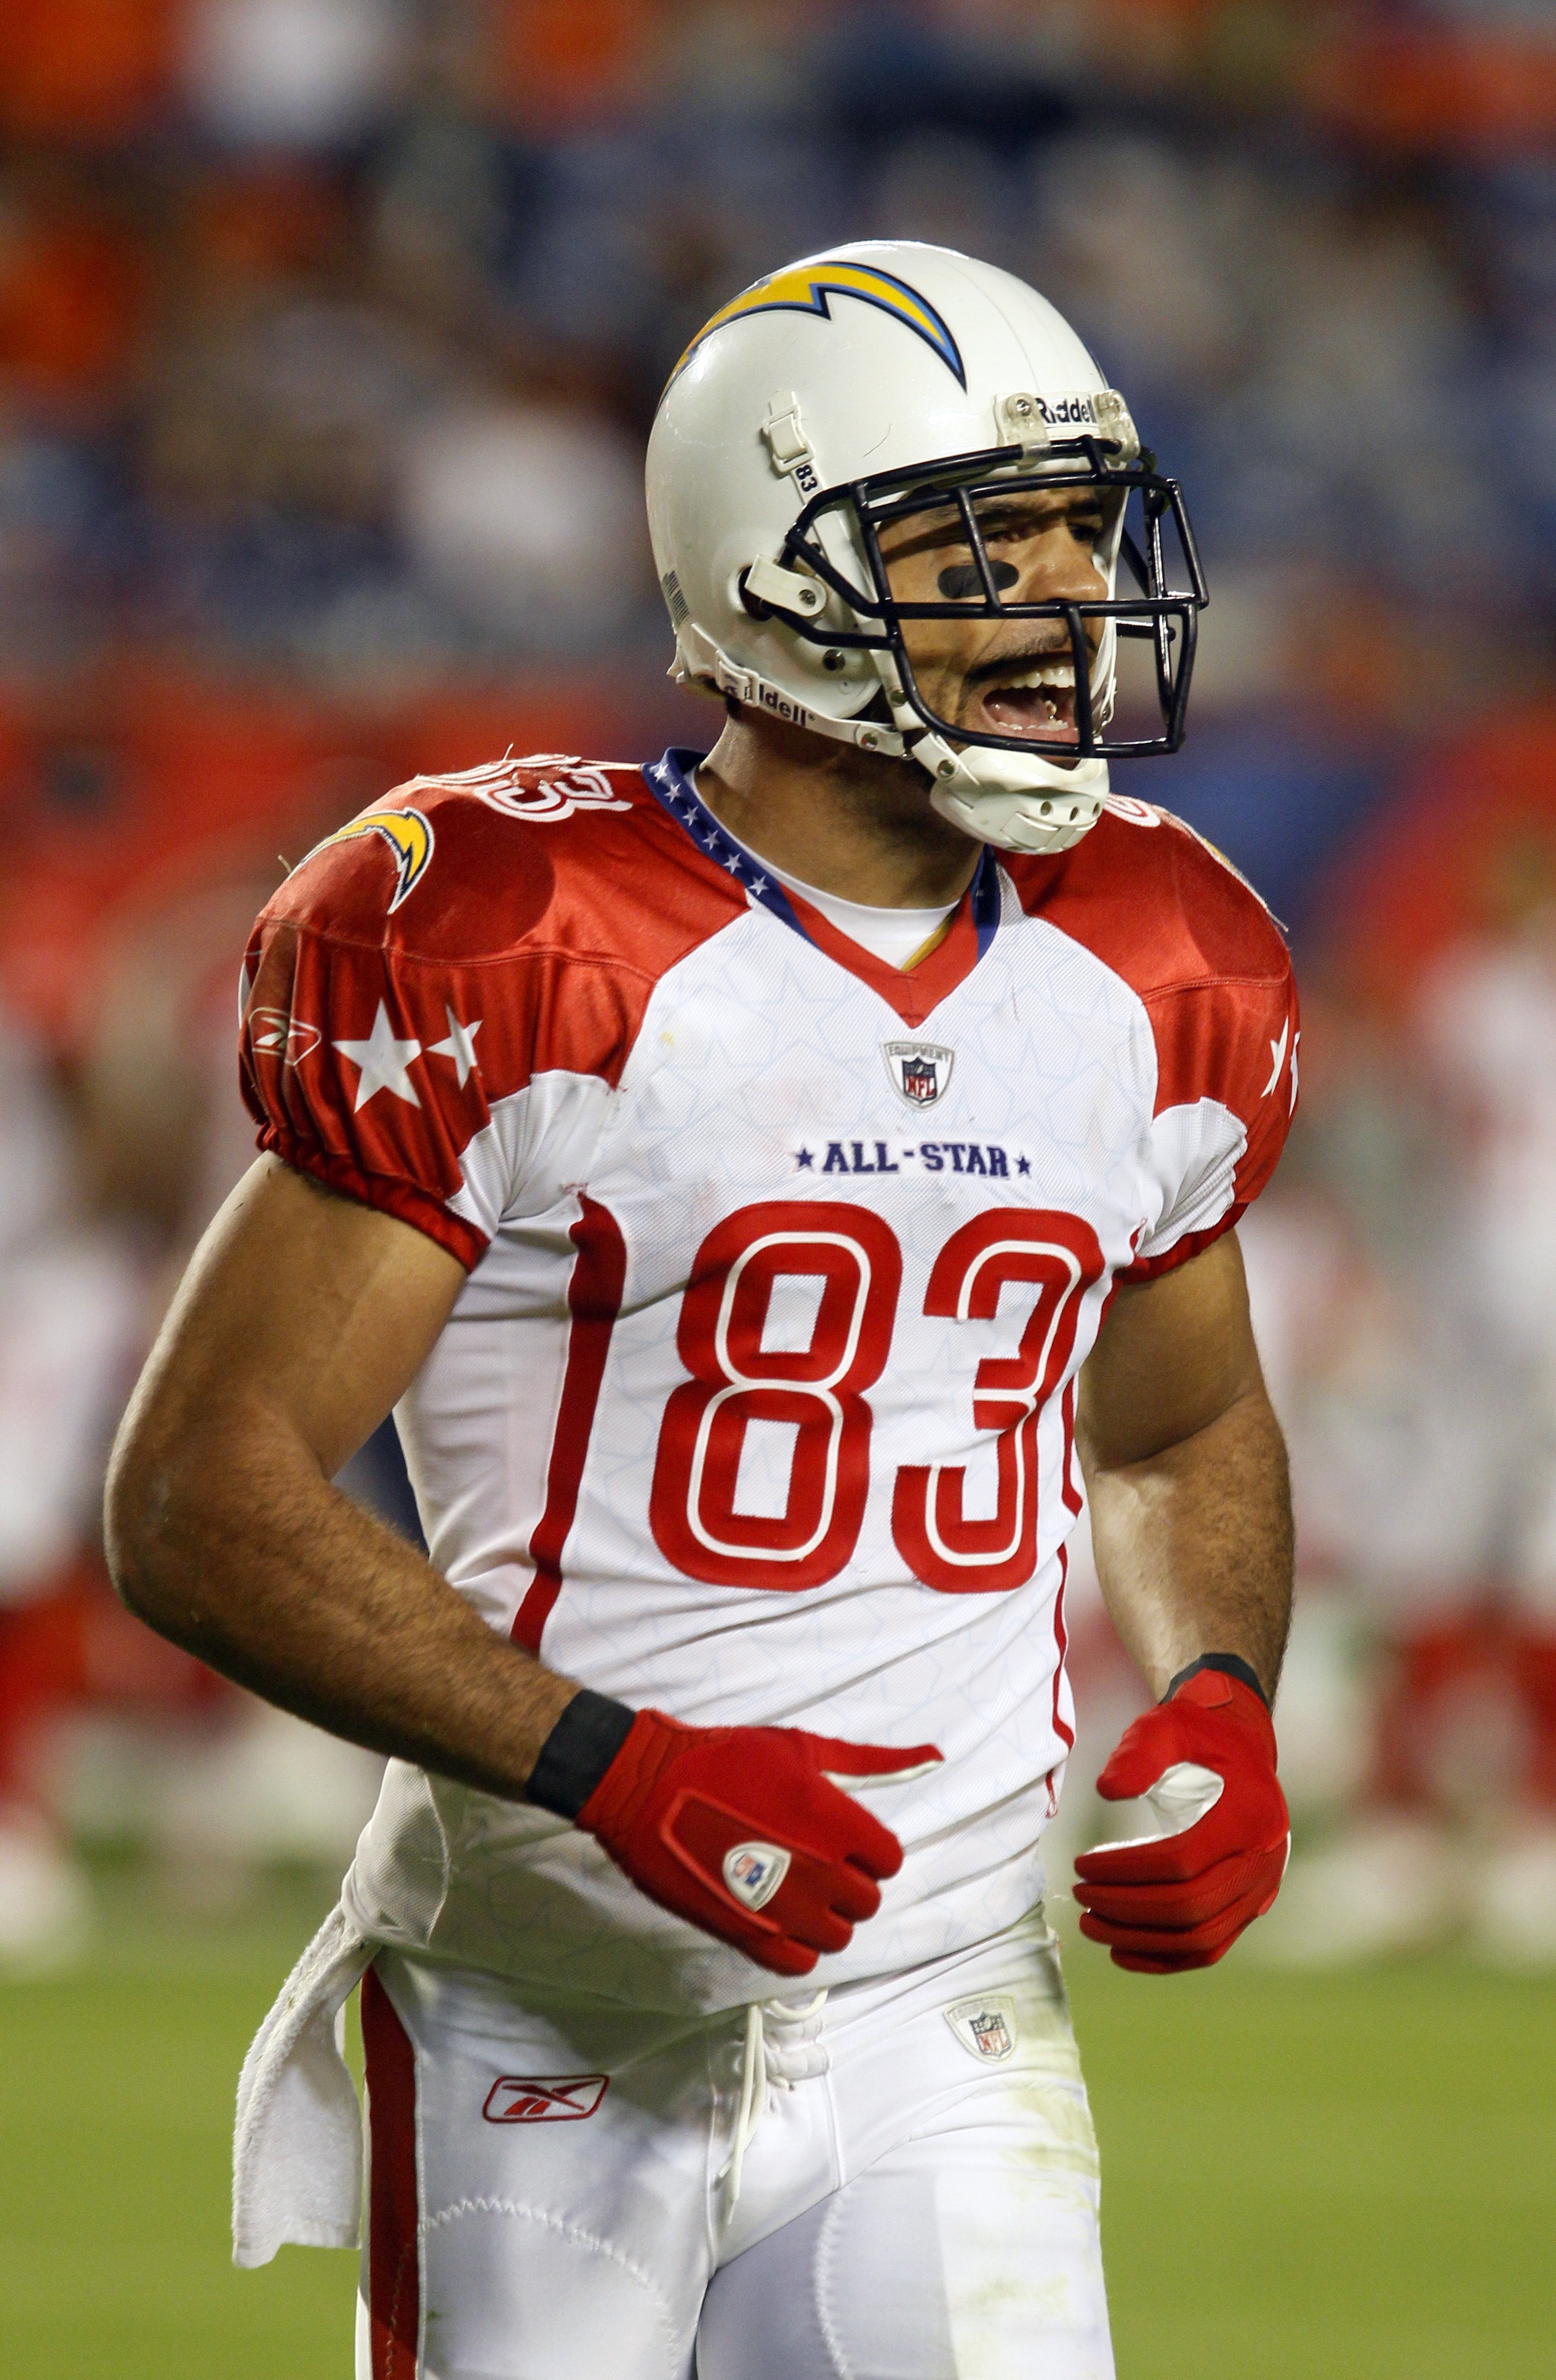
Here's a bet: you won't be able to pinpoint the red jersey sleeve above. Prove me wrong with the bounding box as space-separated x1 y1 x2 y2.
1122 942 1299 1283
242 912 512 1269
1009 800 1299 1286
237 783 658 1268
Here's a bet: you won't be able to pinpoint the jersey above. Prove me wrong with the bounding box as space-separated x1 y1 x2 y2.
239 748 1298 2013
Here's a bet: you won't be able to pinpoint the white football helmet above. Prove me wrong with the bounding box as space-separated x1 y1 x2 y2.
646 241 1207 857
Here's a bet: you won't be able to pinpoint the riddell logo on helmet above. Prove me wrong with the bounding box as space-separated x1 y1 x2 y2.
755 684 816 728
1036 396 1098 427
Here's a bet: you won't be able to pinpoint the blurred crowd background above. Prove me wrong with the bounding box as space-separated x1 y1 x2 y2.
1 0 1554 1973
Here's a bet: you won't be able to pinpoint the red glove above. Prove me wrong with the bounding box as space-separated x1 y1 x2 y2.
1072 1662 1288 1973
571 1706 941 1977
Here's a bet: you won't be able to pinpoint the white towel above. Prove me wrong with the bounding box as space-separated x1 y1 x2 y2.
232 1901 374 2268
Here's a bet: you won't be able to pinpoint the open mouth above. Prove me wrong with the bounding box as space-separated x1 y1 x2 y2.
972 658 1083 745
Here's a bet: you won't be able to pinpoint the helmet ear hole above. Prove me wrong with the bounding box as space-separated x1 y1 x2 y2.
736 568 772 623
740 554 829 623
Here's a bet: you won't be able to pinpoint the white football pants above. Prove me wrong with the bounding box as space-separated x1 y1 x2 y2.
356 1911 1114 2380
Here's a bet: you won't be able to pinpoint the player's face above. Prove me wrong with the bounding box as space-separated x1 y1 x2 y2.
876 486 1114 751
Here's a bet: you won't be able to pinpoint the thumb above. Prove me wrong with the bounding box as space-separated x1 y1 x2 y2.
805 1736 944 1786
1093 1711 1180 1803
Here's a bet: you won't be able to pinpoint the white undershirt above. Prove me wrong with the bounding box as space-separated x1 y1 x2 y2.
745 853 959 971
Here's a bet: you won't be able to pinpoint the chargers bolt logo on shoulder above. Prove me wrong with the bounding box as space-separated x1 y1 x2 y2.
672 261 966 389
723 1841 792 1912
299 807 434 911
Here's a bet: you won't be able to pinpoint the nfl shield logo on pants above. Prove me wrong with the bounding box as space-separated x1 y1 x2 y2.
882 1039 955 1109
945 1993 1018 2063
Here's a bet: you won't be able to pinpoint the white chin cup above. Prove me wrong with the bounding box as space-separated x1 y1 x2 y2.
913 731 1108 856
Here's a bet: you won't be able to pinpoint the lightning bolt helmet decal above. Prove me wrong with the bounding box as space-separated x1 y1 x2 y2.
671 260 966 389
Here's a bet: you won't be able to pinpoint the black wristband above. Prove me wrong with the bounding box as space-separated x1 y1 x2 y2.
1164 1653 1272 1713
525 1689 637 1820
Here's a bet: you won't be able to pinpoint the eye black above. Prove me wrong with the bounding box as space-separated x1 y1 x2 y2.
938 560 1018 601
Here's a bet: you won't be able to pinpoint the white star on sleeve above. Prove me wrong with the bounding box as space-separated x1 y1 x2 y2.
334 1002 423 1111
429 1004 482 1088
1262 1016 1289 1097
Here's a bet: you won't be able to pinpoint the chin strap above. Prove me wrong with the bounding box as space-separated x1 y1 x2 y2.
683 627 1111 859
682 630 913 757
915 731 1108 856
879 651 1109 859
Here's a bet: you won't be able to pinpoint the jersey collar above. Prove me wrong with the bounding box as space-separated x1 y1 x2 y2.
642 748 1001 1028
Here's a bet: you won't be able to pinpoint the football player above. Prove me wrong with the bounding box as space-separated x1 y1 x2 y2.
108 244 1297 2379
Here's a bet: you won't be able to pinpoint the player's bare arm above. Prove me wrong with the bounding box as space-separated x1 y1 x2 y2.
1078 1229 1292 1702
107 1156 927 1978
1071 1232 1293 1972
106 1156 579 1793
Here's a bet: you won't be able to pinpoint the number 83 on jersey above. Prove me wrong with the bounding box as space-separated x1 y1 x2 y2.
648 1199 1104 1597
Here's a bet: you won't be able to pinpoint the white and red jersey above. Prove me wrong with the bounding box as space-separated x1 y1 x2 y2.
240 749 1298 2011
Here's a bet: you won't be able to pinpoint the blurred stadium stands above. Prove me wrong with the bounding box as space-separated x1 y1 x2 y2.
0 0 1553 1969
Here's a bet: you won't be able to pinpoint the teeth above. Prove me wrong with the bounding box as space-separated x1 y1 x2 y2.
1000 663 1076 690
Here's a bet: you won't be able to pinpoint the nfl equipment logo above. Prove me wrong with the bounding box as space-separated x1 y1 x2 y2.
945 1993 1018 2063
970 2008 1012 2059
722 1840 792 1912
882 1039 955 1109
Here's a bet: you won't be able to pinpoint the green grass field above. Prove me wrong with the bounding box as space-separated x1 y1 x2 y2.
2 1874 1552 2378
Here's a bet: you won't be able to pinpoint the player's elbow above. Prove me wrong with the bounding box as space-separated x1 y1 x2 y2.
104 1378 223 1640
105 1401 176 1632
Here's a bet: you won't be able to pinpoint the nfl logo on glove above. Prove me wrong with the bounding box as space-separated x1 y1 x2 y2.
722 1840 791 1911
